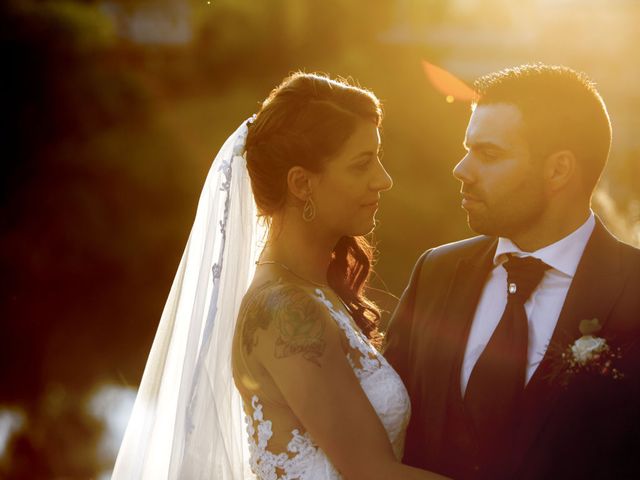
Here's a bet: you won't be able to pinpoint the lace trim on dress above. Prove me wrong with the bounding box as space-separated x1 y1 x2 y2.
314 289 382 380
245 395 326 480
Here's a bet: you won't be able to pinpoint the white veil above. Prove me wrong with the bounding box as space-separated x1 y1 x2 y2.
112 118 265 479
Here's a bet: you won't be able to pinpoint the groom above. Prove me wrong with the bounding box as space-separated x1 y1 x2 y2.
385 64 640 480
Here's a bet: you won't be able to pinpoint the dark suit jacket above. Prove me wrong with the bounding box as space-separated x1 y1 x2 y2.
385 220 640 479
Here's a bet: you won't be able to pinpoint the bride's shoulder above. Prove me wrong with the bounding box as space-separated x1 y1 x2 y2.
242 278 326 316
239 279 341 363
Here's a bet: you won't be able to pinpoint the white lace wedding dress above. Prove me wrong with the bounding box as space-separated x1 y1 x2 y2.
242 288 411 480
113 120 409 480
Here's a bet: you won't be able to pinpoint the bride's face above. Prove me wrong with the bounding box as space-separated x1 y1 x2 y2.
310 120 393 237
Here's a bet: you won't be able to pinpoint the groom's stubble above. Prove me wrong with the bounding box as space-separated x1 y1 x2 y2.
465 174 547 240
455 103 549 243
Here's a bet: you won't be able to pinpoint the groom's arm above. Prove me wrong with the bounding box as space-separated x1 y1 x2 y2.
384 250 431 383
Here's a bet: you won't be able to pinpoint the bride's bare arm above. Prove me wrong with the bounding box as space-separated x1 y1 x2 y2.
244 283 450 480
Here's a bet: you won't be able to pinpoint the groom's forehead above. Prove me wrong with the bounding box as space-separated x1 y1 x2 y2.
465 103 525 144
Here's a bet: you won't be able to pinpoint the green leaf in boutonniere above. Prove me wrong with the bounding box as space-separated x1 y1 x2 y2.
579 318 603 336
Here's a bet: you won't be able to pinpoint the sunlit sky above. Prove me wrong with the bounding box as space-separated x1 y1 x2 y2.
385 0 640 144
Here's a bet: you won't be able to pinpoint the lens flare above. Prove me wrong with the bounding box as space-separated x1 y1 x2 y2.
422 60 477 102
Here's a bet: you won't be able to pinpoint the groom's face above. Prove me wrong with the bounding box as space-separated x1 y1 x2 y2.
454 103 546 238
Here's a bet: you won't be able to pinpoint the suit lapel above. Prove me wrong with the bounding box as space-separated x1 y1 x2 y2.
443 249 498 399
515 219 626 460
422 238 497 453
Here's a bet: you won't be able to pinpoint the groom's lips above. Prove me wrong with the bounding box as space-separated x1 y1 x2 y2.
461 192 483 208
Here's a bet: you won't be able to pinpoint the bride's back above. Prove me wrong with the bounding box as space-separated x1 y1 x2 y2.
233 274 307 453
231 267 350 454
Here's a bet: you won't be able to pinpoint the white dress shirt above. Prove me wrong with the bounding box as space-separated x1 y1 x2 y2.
460 213 596 396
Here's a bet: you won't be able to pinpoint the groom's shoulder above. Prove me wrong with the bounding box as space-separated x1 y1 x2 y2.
420 235 494 266
407 235 494 288
599 221 640 269
617 237 640 278
618 236 640 259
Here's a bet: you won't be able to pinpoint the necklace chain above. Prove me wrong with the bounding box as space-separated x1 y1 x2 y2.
255 260 329 288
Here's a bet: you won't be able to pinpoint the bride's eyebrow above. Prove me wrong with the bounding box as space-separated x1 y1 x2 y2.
350 150 376 161
349 143 383 161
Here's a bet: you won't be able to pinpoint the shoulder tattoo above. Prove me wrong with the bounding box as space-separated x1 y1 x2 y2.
242 282 327 367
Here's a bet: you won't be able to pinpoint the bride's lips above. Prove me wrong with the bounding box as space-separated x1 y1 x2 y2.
361 202 379 211
362 199 380 209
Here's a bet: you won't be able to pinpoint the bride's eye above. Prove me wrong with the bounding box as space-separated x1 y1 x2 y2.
353 157 372 170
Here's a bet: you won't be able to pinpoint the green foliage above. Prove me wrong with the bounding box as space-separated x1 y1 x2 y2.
23 0 116 55
1 0 151 202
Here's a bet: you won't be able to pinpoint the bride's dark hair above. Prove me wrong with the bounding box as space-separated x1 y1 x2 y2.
245 71 383 347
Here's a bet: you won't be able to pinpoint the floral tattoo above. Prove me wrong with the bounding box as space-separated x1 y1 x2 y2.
242 282 327 367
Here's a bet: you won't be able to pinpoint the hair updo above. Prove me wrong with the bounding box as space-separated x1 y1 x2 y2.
245 71 383 347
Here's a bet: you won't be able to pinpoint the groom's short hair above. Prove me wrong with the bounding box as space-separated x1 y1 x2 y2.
473 64 612 192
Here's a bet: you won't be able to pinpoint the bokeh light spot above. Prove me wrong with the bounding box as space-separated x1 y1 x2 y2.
87 384 137 478
0 408 25 460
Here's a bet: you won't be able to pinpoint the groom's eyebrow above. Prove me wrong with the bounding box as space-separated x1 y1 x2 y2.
464 140 507 151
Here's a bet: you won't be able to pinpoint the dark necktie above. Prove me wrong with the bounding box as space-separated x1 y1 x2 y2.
464 254 550 447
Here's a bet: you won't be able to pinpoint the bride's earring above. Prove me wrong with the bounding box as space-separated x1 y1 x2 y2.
302 196 316 222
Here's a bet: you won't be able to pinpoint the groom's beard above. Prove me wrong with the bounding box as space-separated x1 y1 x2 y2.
464 186 547 239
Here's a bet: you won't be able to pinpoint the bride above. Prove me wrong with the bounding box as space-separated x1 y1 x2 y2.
112 72 449 480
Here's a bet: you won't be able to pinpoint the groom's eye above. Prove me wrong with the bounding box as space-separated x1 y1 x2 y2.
481 149 501 160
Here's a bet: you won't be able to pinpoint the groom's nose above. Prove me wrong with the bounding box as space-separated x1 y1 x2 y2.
453 153 475 184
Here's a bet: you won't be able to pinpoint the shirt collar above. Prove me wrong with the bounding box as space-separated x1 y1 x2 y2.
494 212 596 278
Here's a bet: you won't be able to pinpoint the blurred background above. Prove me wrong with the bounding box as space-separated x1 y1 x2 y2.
1 0 639 478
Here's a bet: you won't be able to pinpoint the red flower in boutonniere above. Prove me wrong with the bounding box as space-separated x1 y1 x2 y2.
547 318 624 387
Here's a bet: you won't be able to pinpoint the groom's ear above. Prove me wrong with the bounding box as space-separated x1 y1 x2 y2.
286 166 314 202
544 149 577 193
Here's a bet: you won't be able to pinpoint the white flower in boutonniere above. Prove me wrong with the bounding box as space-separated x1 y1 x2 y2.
547 318 624 387
571 335 607 365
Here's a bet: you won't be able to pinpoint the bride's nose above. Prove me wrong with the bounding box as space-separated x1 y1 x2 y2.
371 162 393 192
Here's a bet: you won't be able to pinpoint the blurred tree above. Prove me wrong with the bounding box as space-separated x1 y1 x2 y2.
0 385 104 479
0 0 151 201
1 0 152 405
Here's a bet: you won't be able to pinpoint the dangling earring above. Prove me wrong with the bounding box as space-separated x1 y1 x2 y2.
302 197 316 222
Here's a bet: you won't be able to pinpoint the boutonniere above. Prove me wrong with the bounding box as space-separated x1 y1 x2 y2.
547 318 624 387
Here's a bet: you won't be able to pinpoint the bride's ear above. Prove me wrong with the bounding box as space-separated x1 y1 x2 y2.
287 166 314 202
